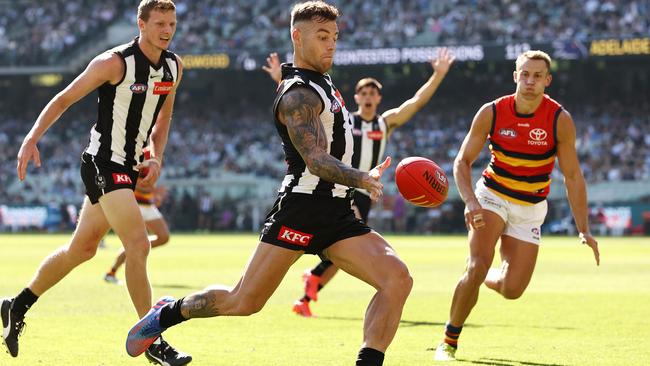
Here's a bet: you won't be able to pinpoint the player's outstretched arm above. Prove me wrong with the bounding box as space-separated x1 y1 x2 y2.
556 110 600 265
16 53 123 181
278 86 385 200
262 52 282 85
382 47 455 130
454 103 492 230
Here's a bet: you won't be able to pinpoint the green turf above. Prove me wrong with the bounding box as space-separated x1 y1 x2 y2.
0 234 648 365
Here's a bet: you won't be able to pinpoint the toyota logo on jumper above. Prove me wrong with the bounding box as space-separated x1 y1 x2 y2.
528 128 548 146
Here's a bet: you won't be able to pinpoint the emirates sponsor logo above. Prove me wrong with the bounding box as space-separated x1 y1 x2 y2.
366 130 383 140
277 226 313 246
153 81 174 95
112 173 133 185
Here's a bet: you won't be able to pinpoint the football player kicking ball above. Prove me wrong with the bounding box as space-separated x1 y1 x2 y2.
126 2 412 365
434 50 600 361
264 47 454 317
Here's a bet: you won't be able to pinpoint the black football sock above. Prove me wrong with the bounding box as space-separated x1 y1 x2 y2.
310 260 333 276
356 347 384 366
12 288 39 317
159 297 188 328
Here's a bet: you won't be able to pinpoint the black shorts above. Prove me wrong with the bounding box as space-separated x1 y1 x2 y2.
80 153 139 204
352 190 372 223
259 192 371 255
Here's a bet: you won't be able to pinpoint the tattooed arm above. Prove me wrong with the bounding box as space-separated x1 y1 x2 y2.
277 86 377 191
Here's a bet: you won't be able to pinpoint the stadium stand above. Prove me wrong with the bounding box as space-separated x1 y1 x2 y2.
1 1 649 234
1 0 648 65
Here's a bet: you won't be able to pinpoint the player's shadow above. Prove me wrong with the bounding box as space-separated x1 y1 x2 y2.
153 283 203 290
319 316 482 328
459 358 569 366
315 317 574 331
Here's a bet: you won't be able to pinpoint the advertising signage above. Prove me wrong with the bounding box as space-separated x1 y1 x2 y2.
181 38 650 70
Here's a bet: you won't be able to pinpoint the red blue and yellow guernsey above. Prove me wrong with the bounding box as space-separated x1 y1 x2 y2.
134 189 155 205
482 93 563 205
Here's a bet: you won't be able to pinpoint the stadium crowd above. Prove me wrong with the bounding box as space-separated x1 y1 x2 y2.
1 0 649 65
1 90 648 232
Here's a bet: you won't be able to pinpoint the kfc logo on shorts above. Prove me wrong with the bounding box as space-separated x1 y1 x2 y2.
366 130 384 141
528 128 548 146
278 226 313 247
153 81 174 95
130 83 148 94
112 173 133 185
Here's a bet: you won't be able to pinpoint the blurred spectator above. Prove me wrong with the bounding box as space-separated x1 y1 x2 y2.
1 0 649 65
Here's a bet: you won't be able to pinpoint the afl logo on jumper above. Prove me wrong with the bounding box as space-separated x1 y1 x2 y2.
528 128 548 146
130 83 148 94
498 128 517 138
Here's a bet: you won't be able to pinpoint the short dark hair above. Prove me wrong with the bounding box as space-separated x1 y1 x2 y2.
355 78 383 94
138 0 176 21
291 1 340 26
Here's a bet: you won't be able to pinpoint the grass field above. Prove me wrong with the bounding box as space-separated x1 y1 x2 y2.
0 233 649 365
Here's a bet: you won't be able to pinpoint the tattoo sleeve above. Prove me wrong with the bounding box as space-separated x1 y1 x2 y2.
278 86 369 189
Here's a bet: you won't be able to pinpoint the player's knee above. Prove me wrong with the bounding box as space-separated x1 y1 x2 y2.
466 260 490 285
156 233 170 246
69 244 98 262
234 296 266 316
123 238 151 260
383 262 413 299
501 283 526 300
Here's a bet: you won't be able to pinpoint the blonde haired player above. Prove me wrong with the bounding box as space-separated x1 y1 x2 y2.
2 1 190 364
434 50 600 361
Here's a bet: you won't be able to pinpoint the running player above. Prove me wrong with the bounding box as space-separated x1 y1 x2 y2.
264 48 454 317
104 147 171 285
434 50 600 361
2 1 190 364
126 2 411 365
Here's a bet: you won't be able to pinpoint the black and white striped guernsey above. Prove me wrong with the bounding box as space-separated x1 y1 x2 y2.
85 37 178 169
272 64 355 198
351 113 388 172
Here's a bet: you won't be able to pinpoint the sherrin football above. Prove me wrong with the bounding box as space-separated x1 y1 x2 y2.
395 157 448 207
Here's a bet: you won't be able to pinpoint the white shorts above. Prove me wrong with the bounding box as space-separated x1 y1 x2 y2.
473 180 548 245
139 204 163 222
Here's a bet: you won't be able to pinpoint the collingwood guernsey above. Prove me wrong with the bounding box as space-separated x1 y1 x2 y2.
351 113 388 172
85 37 178 169
272 64 354 198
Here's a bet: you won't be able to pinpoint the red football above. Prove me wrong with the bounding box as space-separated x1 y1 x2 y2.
395 157 448 207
